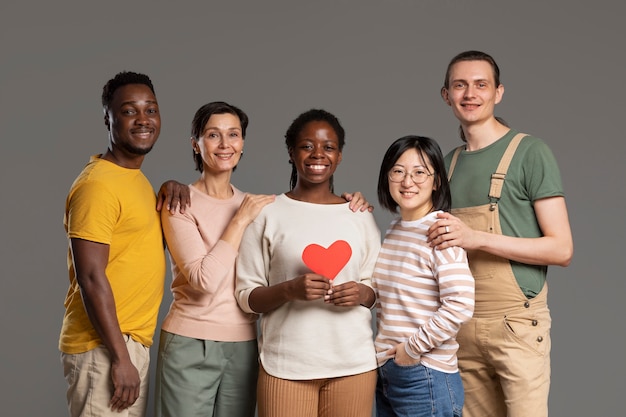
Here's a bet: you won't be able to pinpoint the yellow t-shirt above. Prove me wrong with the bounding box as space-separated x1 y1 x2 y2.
59 155 165 354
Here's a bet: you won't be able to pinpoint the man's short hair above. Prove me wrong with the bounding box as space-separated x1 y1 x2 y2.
101 71 155 109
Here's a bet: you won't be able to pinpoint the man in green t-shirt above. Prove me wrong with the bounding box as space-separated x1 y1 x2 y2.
427 51 573 417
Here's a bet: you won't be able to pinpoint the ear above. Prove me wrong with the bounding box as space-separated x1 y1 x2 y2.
337 151 343 165
495 84 505 105
104 112 110 131
190 137 200 154
441 87 451 106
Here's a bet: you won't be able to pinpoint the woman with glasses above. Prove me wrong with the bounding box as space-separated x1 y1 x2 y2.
372 135 475 417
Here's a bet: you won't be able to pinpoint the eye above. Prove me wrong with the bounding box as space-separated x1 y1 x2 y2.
147 108 158 114
392 168 405 175
415 169 427 175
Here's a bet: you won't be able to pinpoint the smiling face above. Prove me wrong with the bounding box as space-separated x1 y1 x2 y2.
289 120 342 189
104 83 161 165
192 112 243 175
441 59 504 127
389 148 436 221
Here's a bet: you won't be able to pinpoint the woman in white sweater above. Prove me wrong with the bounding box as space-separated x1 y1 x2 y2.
236 109 381 417
373 135 475 417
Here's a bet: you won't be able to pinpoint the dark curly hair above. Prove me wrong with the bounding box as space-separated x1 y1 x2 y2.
101 71 155 109
284 109 346 191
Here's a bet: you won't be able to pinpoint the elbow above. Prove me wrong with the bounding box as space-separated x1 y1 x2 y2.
554 244 573 267
558 249 573 267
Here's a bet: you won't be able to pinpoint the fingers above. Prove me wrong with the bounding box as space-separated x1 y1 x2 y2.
326 282 360 306
298 274 331 300
238 194 276 223
109 384 139 412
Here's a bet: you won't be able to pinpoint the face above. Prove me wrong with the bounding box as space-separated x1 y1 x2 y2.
389 148 436 221
441 60 504 126
289 120 342 187
192 113 243 175
104 84 161 157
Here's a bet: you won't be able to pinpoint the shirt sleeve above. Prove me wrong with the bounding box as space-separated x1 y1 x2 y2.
66 179 118 244
161 200 238 294
406 246 475 358
235 216 270 313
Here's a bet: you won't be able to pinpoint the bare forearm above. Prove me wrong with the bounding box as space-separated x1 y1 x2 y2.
473 231 572 267
79 277 131 363
248 283 293 313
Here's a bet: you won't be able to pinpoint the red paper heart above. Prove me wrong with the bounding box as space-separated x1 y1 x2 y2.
302 240 352 280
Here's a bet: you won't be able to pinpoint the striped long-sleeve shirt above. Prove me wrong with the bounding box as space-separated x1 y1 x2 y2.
373 211 474 373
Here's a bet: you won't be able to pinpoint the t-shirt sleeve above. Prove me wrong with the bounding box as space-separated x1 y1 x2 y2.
523 139 565 201
66 180 118 244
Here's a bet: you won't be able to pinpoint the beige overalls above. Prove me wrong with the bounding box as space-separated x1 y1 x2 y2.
448 133 551 417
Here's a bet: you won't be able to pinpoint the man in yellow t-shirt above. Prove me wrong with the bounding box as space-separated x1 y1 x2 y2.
60 71 170 417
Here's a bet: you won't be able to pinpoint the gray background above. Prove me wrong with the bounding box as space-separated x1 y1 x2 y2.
1 1 624 416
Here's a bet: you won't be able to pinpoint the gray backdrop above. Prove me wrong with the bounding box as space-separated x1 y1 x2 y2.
1 1 624 416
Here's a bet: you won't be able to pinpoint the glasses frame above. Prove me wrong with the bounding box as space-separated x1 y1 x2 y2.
388 167 434 184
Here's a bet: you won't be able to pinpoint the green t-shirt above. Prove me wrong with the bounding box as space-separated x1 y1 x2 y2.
445 129 564 297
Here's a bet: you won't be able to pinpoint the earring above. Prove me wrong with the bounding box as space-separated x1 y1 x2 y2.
241 150 244 155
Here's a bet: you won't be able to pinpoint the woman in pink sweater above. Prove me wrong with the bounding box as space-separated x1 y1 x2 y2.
154 101 275 417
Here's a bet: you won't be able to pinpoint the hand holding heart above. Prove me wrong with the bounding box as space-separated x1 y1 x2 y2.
301 240 364 306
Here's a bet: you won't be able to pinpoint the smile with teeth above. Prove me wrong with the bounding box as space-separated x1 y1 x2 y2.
132 129 153 138
215 153 234 159
307 164 328 172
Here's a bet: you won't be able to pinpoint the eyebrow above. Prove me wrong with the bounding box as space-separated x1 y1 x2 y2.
393 163 427 169
204 126 241 130
451 78 490 84
120 99 158 106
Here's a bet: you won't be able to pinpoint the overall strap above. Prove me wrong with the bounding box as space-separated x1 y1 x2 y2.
488 133 527 209
447 146 464 181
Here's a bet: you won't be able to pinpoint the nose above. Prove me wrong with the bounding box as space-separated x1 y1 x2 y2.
463 85 475 98
218 137 228 147
136 111 150 125
311 145 324 158
401 173 414 186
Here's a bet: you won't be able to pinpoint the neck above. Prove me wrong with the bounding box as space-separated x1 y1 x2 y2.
461 118 510 151
101 149 144 169
400 205 434 222
196 172 233 199
287 183 342 204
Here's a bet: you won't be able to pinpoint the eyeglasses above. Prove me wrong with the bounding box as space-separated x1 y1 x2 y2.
388 167 433 184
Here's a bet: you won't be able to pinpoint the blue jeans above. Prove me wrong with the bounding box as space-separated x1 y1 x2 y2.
376 360 464 417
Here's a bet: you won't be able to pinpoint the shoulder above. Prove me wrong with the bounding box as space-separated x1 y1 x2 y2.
513 133 560 168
